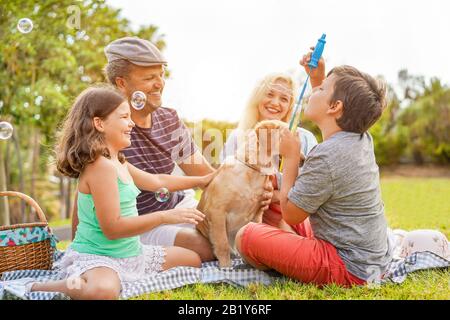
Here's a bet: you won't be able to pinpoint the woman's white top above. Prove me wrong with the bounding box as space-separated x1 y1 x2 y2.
220 127 318 163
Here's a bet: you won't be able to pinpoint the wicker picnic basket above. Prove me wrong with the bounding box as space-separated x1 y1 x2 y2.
0 191 55 275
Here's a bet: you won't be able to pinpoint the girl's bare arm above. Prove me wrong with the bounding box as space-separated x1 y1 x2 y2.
86 158 204 240
127 162 215 192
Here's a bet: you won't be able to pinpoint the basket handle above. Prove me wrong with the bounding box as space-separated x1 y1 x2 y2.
0 191 48 224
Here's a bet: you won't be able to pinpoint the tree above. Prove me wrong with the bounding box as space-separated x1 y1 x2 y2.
369 81 408 166
0 0 166 223
398 68 426 102
398 78 450 164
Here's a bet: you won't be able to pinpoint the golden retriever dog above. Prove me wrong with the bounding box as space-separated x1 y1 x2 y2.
196 119 287 267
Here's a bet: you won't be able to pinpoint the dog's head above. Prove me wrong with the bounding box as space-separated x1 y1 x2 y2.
244 119 287 167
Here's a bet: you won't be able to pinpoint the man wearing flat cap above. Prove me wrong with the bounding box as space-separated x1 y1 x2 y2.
71 37 272 262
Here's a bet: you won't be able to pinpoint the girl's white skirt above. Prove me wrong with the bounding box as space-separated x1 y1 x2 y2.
55 245 166 284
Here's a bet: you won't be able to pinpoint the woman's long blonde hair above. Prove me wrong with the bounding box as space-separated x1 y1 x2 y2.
237 73 296 130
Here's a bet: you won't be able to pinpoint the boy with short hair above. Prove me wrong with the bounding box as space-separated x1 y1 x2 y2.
235 58 393 286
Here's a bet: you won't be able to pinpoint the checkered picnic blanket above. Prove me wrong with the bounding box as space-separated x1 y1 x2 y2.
1 250 448 300
0 251 276 300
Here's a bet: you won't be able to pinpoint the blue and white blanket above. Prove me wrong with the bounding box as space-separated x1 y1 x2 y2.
1 250 448 300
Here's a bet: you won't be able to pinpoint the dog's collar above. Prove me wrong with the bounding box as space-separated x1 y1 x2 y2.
235 157 276 176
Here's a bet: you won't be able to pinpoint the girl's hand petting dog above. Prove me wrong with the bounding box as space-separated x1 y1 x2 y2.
198 171 219 189
161 208 205 225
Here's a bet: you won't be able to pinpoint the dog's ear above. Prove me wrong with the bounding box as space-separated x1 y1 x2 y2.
254 119 287 133
236 129 258 164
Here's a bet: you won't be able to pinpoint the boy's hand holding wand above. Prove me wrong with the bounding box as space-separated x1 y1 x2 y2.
279 34 327 171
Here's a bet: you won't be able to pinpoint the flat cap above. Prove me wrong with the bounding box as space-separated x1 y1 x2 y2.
104 36 167 66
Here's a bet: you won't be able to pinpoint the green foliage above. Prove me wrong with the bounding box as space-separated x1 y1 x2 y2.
184 118 237 166
369 73 450 166
398 79 450 164
0 0 167 221
370 93 408 166
0 0 166 143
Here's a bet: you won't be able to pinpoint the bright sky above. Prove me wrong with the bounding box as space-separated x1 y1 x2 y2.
107 0 450 122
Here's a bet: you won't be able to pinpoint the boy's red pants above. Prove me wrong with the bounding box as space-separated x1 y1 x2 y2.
240 204 366 287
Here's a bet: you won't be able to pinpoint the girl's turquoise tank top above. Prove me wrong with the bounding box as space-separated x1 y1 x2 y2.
70 178 142 258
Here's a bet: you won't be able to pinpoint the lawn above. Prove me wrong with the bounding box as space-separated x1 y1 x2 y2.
56 177 450 300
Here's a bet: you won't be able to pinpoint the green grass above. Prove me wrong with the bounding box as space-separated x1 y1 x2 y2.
131 269 449 300
381 178 450 237
57 178 450 299
56 240 71 251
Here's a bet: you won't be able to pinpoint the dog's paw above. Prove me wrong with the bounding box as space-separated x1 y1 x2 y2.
218 258 232 268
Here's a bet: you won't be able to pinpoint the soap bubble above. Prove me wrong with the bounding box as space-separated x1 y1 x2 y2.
35 96 43 106
66 35 75 46
0 121 14 140
155 187 170 203
131 91 146 110
17 18 33 34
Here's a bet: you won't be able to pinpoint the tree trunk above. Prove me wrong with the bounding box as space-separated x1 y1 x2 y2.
30 127 41 222
4 137 10 184
12 131 26 221
0 145 10 226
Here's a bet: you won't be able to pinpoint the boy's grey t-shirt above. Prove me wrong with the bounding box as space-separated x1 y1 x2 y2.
288 131 393 281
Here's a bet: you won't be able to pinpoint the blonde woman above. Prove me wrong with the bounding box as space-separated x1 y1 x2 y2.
220 73 317 162
219 73 318 230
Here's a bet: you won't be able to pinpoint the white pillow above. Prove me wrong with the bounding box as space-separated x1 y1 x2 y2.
398 229 449 259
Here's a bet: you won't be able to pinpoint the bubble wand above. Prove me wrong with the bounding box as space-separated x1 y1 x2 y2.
279 34 326 171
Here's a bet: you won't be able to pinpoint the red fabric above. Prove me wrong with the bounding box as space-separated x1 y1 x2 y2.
268 203 282 214
240 219 366 287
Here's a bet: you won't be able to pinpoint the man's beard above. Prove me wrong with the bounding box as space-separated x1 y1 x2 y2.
146 99 162 112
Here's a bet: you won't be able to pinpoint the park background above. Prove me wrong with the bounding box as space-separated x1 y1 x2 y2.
0 0 449 299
